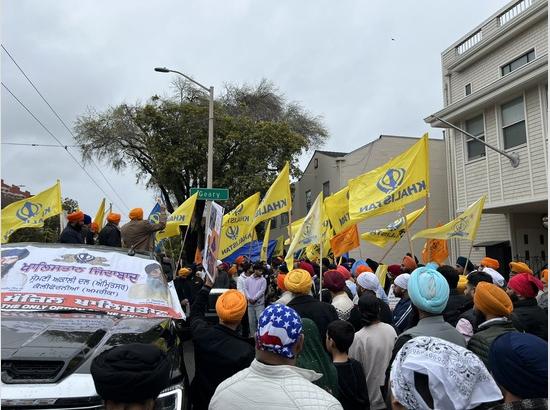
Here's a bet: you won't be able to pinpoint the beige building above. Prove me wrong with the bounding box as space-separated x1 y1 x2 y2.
425 0 548 275
270 135 449 264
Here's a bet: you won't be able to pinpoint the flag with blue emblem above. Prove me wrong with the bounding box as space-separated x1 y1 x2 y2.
147 202 161 224
1 181 62 243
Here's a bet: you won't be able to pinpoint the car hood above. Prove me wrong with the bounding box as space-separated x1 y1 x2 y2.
1 311 170 384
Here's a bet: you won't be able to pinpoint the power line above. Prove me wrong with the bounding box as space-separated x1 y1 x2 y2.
1 44 130 212
1 81 128 212
2 142 80 148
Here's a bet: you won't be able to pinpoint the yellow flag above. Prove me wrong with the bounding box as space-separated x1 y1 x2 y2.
93 198 106 230
253 162 292 226
156 193 198 241
219 193 260 259
273 235 285 257
285 192 324 269
349 134 429 222
260 220 271 262
325 187 352 234
376 264 388 289
361 206 426 248
412 195 486 241
1 181 62 243
285 217 305 245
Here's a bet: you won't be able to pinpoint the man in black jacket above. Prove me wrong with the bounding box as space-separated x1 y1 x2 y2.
438 265 469 326
507 272 547 341
59 211 85 244
98 213 122 247
190 276 254 410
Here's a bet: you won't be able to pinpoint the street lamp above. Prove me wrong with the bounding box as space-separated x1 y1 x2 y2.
154 67 214 189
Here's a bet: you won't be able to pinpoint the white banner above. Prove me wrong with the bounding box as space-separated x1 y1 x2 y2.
1 245 184 319
203 202 224 281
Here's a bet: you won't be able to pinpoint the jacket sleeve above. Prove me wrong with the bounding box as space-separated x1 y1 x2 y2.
189 286 211 333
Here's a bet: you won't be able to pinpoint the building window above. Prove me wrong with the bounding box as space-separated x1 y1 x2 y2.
271 217 277 229
305 190 312 212
524 234 529 245
280 213 289 226
540 235 545 245
322 181 330 198
542 250 546 261
501 49 535 76
465 115 486 160
314 158 319 169
465 83 472 96
525 250 530 260
501 96 527 149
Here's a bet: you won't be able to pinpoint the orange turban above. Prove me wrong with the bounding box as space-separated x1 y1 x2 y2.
215 289 247 323
277 273 287 291
235 256 245 266
90 222 99 233
509 261 533 275
67 211 84 223
480 257 500 270
355 265 373 275
129 208 144 221
107 213 121 224
228 266 237 277
474 282 513 317
178 268 192 277
542 269 548 284
402 255 417 271
284 269 312 294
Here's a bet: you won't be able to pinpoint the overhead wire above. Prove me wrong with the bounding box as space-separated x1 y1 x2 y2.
1 81 128 212
1 44 130 212
2 142 80 148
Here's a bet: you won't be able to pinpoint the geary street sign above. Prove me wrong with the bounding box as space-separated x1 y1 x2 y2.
190 188 229 201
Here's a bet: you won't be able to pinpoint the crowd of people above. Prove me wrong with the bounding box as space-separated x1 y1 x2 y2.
65 208 548 409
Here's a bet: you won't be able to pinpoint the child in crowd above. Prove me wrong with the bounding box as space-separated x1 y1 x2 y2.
326 320 370 410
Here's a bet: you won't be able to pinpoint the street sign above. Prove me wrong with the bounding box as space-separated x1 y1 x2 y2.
190 187 229 201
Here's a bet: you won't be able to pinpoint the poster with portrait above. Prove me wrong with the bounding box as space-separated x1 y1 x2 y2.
1 245 184 319
203 201 224 282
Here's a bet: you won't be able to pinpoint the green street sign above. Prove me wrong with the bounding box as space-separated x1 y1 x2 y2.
190 187 229 201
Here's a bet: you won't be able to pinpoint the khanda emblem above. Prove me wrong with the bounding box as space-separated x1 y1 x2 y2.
232 204 244 216
226 226 239 241
149 213 160 224
75 253 96 264
450 215 472 238
16 202 42 223
377 168 406 194
387 217 405 231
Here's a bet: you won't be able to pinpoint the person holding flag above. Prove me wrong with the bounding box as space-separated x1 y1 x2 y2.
60 211 86 244
121 205 167 252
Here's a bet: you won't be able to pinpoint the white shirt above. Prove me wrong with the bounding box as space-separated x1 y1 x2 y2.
349 322 397 410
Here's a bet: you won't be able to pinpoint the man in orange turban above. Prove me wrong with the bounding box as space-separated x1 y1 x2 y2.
509 261 533 277
59 210 85 244
120 205 167 252
188 275 254 409
468 282 515 368
98 213 122 248
480 257 500 271
401 255 417 273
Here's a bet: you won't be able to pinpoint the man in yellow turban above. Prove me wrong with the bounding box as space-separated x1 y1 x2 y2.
120 205 167 252
189 275 254 410
286 268 339 342
509 261 533 277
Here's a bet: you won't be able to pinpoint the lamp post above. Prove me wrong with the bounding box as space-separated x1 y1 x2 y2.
154 67 214 188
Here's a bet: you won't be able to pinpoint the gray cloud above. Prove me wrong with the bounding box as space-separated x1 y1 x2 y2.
2 0 507 218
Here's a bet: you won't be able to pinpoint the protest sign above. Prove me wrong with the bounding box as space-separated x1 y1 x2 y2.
0 245 184 319
203 202 225 282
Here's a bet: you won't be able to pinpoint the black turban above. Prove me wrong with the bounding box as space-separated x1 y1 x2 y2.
91 343 170 403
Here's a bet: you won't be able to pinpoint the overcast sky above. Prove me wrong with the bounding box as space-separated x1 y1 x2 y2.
1 0 507 220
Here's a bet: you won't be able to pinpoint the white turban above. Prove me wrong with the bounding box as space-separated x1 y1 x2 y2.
481 267 505 287
357 272 379 292
390 336 502 410
394 273 410 290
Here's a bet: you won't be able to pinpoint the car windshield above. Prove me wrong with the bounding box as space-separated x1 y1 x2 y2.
1 244 184 319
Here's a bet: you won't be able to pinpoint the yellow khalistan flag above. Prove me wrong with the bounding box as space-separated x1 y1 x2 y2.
253 162 292 226
273 235 285 257
219 193 260 259
156 193 198 241
1 181 62 243
93 198 106 230
412 195 486 241
285 192 324 268
325 187 352 234
349 134 429 222
361 206 426 248
285 217 305 245
260 220 271 262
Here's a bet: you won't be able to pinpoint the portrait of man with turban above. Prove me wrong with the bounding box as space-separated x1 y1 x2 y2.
1 248 31 289
128 263 169 302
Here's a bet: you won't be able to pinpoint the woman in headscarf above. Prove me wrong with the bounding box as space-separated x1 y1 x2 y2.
390 336 502 410
296 318 339 398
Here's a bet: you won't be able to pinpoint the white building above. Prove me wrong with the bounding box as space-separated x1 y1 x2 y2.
425 0 548 275
270 135 449 264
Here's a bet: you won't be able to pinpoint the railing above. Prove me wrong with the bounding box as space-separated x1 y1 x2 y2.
514 255 546 275
499 0 534 26
456 30 482 55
